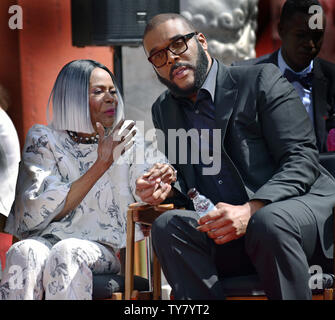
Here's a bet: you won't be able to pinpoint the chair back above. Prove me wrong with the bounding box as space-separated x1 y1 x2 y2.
319 151 335 300
319 152 335 178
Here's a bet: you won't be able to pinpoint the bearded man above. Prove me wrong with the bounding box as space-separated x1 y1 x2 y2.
135 13 335 300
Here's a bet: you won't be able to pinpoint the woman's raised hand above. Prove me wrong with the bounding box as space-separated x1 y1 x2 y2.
54 120 135 221
96 120 136 169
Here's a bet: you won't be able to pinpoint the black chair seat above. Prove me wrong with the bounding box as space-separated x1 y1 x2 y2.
222 275 265 297
319 151 335 176
92 274 149 299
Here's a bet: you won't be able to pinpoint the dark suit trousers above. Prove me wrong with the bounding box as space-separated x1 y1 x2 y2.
152 201 333 300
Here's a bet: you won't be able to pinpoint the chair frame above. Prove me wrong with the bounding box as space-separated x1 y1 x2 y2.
125 203 174 300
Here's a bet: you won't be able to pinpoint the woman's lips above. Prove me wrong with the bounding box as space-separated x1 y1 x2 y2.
104 108 115 116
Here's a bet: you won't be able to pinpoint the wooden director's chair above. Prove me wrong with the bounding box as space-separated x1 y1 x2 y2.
90 203 174 300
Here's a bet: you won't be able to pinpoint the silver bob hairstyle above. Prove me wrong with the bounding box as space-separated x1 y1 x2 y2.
47 59 124 133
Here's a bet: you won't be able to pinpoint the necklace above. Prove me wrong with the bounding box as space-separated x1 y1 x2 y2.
67 130 99 144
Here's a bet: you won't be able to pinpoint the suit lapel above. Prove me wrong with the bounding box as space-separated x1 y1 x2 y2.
214 62 238 142
312 58 329 150
163 94 197 188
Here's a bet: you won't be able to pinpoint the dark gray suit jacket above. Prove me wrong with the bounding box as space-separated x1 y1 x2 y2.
232 51 335 152
152 61 335 258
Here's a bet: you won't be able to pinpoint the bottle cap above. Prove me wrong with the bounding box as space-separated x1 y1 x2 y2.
187 188 198 199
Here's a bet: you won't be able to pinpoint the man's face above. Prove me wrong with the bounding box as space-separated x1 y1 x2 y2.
279 12 325 72
143 19 211 99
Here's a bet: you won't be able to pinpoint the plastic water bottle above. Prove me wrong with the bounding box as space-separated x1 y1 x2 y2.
187 188 217 217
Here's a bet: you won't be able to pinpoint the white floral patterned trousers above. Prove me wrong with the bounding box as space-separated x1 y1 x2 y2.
0 237 121 300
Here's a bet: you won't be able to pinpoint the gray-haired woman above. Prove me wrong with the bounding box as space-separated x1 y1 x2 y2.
0 60 176 300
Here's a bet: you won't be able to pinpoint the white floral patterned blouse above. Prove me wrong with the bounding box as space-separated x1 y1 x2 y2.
5 123 167 250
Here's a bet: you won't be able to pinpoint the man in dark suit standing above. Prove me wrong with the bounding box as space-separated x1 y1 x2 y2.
233 0 335 152
137 12 335 299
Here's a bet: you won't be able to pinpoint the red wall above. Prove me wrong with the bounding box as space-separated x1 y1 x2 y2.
17 0 115 142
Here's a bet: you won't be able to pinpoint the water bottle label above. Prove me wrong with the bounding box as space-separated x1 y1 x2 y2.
195 202 216 218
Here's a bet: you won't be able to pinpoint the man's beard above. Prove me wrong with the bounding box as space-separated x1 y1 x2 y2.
155 41 209 99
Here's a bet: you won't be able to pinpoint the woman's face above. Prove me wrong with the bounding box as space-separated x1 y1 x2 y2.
89 67 118 131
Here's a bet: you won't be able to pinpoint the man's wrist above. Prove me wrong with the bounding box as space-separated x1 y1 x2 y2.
245 199 266 216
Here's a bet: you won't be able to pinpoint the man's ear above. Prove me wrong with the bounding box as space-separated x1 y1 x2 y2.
197 32 208 51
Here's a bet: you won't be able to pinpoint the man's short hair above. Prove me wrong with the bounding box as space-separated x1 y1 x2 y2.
143 13 196 40
280 0 323 24
47 59 124 134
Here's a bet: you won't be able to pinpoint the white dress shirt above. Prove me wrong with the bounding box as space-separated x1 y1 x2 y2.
278 49 315 126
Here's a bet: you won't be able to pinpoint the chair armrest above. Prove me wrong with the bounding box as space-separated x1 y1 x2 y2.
129 203 174 225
